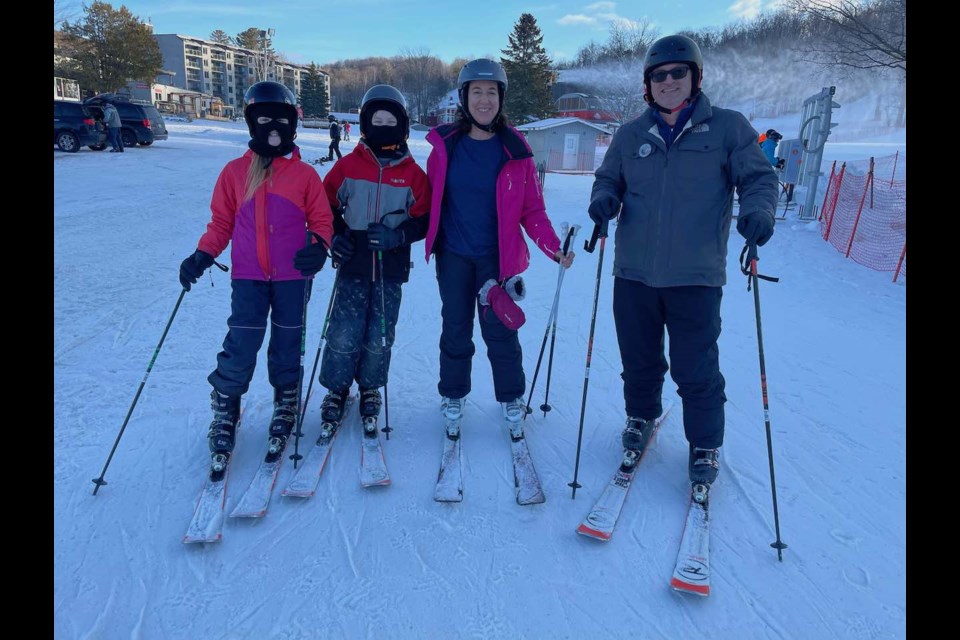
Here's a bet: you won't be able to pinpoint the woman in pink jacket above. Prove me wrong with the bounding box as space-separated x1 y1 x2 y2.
424 58 574 442
178 81 334 478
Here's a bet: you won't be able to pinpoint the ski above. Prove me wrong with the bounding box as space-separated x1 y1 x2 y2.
183 410 244 544
359 416 391 487
434 431 463 502
282 396 355 498
670 485 711 597
229 390 313 518
576 403 673 541
510 433 545 505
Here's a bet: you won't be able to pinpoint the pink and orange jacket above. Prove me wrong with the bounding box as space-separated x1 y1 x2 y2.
424 124 561 280
197 148 333 281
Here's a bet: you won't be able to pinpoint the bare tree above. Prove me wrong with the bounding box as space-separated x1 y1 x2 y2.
789 0 906 74
397 47 448 122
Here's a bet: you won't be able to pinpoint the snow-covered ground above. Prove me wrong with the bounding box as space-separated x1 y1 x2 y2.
54 116 906 639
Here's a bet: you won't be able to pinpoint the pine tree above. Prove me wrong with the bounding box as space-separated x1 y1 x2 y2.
500 13 555 123
300 63 329 118
209 30 233 45
58 1 162 94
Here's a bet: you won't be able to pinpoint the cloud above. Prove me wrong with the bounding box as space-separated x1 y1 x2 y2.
558 14 597 26
728 0 765 20
585 1 616 9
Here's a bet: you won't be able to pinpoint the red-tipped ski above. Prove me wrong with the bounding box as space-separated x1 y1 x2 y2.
670 488 711 596
576 402 673 541
183 410 244 544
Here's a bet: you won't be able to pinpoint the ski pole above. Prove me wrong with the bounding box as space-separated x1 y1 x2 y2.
90 264 226 495
739 243 787 561
292 264 340 465
524 224 576 418
289 231 327 468
541 224 580 416
377 250 392 439
569 218 610 499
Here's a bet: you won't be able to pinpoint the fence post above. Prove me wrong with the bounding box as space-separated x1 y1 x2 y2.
823 163 846 242
893 243 906 283
845 171 873 258
890 150 899 188
819 160 837 224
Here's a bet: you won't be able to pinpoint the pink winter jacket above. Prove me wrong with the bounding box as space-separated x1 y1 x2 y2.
424 124 561 280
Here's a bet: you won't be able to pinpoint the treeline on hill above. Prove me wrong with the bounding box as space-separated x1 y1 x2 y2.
557 0 905 125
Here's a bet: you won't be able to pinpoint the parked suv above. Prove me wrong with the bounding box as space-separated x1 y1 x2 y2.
53 100 107 152
84 94 169 147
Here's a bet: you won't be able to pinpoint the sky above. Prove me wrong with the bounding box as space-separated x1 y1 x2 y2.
54 97 905 637
74 0 787 64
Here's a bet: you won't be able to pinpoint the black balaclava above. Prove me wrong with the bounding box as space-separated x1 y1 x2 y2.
361 100 408 158
247 103 297 158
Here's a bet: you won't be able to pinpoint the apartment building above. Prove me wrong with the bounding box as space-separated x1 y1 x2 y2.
154 34 329 115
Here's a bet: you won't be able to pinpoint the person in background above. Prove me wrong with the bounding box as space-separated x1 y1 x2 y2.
327 114 342 161
760 129 783 167
102 102 123 153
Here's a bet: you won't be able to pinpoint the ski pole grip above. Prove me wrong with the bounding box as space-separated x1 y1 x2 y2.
747 242 759 265
584 219 608 253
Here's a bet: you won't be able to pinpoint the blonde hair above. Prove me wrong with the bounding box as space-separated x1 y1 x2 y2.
244 154 273 202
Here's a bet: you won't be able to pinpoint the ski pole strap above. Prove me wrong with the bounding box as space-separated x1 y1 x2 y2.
212 260 229 272
307 230 331 256
584 219 609 253
739 244 779 289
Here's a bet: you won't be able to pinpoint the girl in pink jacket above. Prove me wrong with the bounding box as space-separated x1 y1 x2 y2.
178 81 333 478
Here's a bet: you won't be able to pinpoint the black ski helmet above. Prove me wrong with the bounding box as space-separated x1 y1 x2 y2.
643 35 703 105
359 84 409 138
328 114 336 122
243 81 298 137
766 129 783 141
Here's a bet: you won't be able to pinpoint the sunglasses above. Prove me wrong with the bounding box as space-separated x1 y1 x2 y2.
649 66 690 83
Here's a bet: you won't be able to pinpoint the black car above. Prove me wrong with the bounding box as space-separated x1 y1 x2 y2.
84 94 169 147
53 100 107 152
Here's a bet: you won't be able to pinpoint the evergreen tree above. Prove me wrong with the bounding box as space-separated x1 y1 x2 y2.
300 63 329 118
500 13 555 122
209 29 233 45
58 1 162 94
234 28 260 50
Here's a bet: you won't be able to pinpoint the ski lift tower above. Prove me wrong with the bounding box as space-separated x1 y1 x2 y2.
795 86 840 220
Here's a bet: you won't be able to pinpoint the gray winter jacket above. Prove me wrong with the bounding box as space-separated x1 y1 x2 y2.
591 93 777 287
102 104 121 129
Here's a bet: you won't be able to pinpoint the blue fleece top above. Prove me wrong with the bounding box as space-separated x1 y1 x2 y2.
653 100 697 149
441 134 503 257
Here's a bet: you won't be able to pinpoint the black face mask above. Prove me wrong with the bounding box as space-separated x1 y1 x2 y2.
364 124 404 154
247 105 296 157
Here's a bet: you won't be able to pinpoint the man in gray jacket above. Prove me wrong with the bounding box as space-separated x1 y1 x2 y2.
102 102 123 153
588 34 777 491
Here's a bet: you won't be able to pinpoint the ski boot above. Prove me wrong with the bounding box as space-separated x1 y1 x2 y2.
208 390 240 479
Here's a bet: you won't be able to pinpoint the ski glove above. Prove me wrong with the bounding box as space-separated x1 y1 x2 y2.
179 249 215 291
736 212 775 247
331 233 355 267
367 222 404 251
479 279 526 330
294 239 328 277
588 193 620 225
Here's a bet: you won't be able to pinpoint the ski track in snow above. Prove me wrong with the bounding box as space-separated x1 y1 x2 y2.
54 120 906 638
